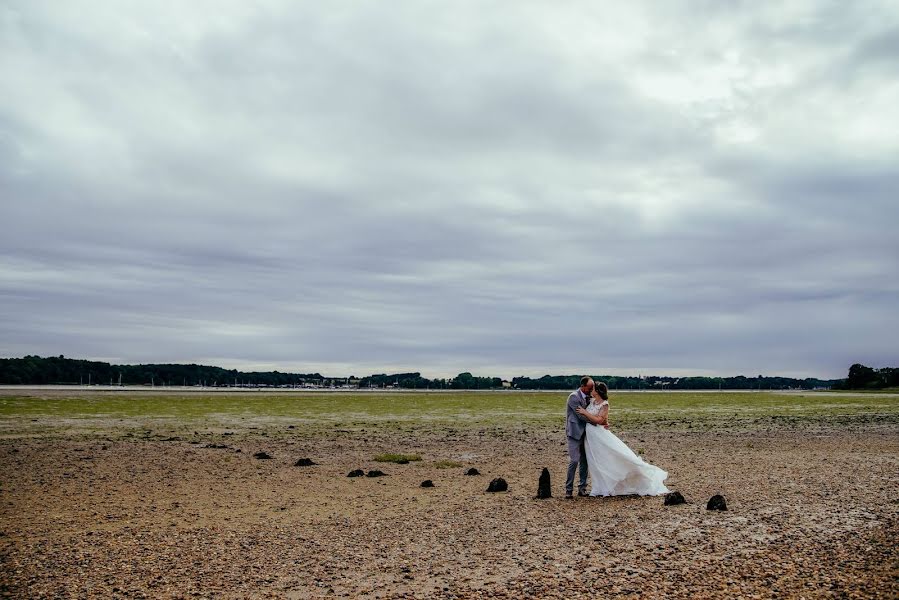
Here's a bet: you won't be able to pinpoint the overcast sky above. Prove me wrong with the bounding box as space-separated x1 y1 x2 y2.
1 1 897 379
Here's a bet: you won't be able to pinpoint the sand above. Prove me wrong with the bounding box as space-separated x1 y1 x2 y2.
1 409 897 598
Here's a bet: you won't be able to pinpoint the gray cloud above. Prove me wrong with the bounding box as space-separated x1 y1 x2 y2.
1 1 897 379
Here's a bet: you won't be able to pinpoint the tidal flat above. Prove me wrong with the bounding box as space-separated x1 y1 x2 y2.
1 389 897 598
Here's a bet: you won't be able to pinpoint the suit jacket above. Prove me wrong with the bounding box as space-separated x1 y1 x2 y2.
566 389 590 440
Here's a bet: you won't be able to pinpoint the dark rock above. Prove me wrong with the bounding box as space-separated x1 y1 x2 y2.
707 494 728 511
420 480 435 488
396 459 410 464
465 468 480 476
294 458 317 467
253 451 273 459
536 468 551 499
487 478 508 493
664 491 687 506
366 470 387 478
347 469 365 477
287 425 295 429
204 443 230 449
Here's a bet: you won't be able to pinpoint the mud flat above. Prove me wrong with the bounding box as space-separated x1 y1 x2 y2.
1 389 897 598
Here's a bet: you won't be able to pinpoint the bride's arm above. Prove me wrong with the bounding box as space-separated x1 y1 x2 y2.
575 406 607 426
596 403 609 428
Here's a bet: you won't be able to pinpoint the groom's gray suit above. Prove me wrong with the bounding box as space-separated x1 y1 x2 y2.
565 388 590 494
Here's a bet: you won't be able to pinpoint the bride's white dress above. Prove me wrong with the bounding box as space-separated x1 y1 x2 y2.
585 400 670 497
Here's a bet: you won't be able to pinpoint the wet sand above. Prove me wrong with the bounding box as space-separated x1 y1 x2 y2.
1 403 897 598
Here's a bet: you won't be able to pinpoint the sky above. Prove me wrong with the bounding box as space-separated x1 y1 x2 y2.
1 1 897 379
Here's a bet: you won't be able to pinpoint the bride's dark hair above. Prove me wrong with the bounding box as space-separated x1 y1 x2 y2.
595 382 609 400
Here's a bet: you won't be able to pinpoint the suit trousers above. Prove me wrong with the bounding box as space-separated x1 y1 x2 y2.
566 435 588 493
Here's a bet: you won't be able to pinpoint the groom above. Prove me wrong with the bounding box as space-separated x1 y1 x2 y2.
565 376 594 499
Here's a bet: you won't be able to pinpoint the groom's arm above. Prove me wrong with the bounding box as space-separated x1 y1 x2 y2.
575 405 610 428
576 408 606 426
567 394 587 422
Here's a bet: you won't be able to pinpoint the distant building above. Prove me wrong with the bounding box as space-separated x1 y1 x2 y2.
501 380 512 388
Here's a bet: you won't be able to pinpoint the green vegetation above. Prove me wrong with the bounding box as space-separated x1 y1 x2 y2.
374 453 422 463
832 363 899 390
0 355 324 387
433 460 463 469
0 390 896 430
511 373 839 391
0 355 846 390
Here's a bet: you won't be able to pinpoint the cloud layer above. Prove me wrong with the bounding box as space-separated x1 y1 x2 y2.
2 1 897 378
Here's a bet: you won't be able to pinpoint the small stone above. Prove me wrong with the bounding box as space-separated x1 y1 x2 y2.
347 469 365 477
707 494 728 511
664 491 686 506
366 470 387 478
487 478 508 492
253 451 273 459
465 468 480 476
294 458 317 466
420 480 434 488
536 467 551 499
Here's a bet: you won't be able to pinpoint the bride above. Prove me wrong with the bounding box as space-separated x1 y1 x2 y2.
575 383 670 497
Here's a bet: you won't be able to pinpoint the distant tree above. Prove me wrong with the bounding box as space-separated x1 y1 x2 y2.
847 363 877 389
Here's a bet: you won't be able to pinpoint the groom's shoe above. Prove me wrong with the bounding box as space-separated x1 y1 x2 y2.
577 489 589 497
564 492 574 500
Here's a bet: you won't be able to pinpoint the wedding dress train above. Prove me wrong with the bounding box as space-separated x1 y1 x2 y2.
584 400 670 497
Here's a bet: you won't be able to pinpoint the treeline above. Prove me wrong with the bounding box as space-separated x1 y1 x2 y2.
357 372 502 389
0 355 843 390
832 363 899 390
511 374 837 390
0 355 324 387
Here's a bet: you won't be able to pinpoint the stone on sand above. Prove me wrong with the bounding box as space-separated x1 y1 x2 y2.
487 478 508 492
707 494 728 511
536 468 551 499
664 491 686 506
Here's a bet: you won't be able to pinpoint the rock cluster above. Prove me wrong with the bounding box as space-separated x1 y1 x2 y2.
366 470 387 478
293 458 317 466
347 469 365 477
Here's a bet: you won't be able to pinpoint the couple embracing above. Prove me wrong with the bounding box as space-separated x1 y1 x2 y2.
565 376 669 499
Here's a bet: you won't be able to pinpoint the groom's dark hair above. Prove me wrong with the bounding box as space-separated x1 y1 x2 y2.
580 376 592 388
